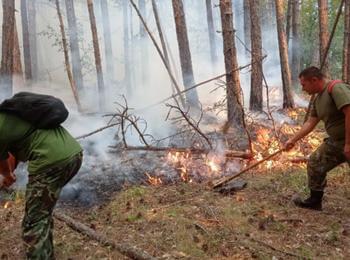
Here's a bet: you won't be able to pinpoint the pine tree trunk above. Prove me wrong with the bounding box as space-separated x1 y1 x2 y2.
206 0 217 65
248 0 263 111
100 0 114 82
13 21 23 75
28 0 38 81
219 0 244 127
55 0 81 110
65 0 84 91
0 0 15 98
343 0 350 83
172 0 199 107
123 1 132 95
87 0 105 110
275 0 294 108
291 0 300 87
243 0 251 53
21 0 32 81
318 0 329 75
286 0 292 45
138 0 148 85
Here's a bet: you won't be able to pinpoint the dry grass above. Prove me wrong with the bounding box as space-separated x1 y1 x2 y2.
1 166 350 259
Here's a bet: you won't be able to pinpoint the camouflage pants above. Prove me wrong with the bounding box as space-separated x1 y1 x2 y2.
22 152 83 260
308 138 348 191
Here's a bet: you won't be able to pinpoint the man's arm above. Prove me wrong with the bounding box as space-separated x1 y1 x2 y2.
284 116 320 150
342 105 350 159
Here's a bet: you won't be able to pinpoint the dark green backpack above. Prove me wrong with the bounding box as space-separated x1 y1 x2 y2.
0 92 69 129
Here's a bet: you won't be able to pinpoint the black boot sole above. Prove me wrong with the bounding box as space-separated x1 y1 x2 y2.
293 198 322 211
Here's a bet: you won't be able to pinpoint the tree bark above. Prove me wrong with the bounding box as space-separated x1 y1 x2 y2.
100 0 114 82
286 0 292 45
28 0 38 81
65 0 84 91
0 0 15 98
243 0 251 53
219 0 244 127
13 21 23 75
291 0 300 87
172 0 199 107
248 0 263 111
55 0 81 110
206 0 218 65
21 0 32 81
318 0 329 75
275 0 294 109
87 0 105 111
343 0 350 83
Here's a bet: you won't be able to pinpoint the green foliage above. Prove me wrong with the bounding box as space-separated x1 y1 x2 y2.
300 0 345 77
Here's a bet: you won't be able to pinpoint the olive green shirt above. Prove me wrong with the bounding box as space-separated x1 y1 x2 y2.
311 82 350 141
0 112 82 174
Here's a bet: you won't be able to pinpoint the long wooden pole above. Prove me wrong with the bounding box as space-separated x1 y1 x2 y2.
213 149 284 189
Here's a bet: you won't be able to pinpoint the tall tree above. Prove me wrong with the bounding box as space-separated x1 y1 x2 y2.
344 0 350 83
65 0 84 91
243 0 251 53
138 0 149 85
172 0 199 107
55 0 81 110
275 0 294 108
28 0 38 81
123 0 132 94
13 21 23 76
0 0 15 97
219 0 244 127
87 0 105 110
206 0 218 65
286 0 292 44
248 0 263 111
100 0 114 82
21 0 32 81
318 0 329 75
291 0 301 86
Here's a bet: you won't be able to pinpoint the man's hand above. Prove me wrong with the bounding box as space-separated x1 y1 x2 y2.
344 144 350 160
283 139 296 151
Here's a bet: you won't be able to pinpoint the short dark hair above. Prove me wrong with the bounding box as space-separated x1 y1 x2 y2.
299 66 325 80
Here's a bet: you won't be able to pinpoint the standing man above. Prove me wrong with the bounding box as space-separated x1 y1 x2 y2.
0 111 82 259
284 66 350 211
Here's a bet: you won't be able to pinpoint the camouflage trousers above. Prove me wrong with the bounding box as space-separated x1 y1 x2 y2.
308 138 348 191
22 152 83 260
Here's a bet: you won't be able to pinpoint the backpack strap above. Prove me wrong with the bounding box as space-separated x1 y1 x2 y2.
327 80 343 93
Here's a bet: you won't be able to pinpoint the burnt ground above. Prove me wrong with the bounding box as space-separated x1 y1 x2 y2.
1 162 350 259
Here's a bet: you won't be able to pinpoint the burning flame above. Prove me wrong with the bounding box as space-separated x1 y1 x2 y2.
145 173 162 186
4 201 10 209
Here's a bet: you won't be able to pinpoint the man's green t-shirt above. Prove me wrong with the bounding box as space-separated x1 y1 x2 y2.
311 82 350 141
0 112 82 174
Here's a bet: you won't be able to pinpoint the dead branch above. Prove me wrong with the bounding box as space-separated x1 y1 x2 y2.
75 123 118 140
128 0 185 107
54 211 157 260
118 146 253 159
106 96 153 147
250 237 306 259
166 103 212 149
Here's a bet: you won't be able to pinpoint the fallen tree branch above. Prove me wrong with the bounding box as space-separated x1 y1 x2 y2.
54 211 157 260
118 146 253 159
250 237 306 259
75 123 118 140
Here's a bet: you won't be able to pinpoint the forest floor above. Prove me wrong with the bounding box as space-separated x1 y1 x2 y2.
1 163 350 259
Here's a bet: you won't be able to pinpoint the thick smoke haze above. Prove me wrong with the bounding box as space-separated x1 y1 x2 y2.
0 1 306 206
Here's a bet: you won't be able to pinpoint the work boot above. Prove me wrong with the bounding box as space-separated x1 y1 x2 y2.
293 190 323 211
